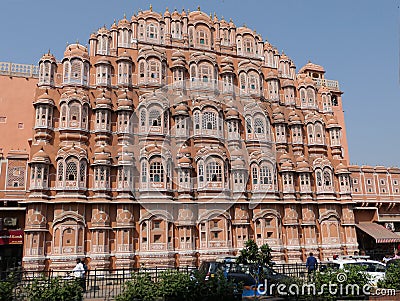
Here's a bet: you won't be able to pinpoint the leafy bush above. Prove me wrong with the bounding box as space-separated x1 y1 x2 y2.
0 279 14 301
116 273 157 301
314 265 371 300
116 270 239 301
378 263 400 290
24 276 83 301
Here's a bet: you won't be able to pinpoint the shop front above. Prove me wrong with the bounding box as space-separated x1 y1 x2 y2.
355 222 400 261
0 229 24 271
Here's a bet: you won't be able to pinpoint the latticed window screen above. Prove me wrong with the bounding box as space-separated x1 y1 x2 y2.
194 112 200 130
198 163 204 182
63 62 70 83
324 170 332 186
147 24 158 39
249 74 258 90
206 162 222 182
202 112 216 130
149 109 161 126
141 161 147 182
197 30 208 45
58 161 64 181
246 118 252 133
252 167 258 184
79 161 86 182
254 118 264 133
150 162 164 182
7 160 26 187
71 60 81 82
260 166 272 184
69 104 80 123
140 110 146 127
199 64 210 81
148 60 159 79
316 170 323 186
66 160 77 181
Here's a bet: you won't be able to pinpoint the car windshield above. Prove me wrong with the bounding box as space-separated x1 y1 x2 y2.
343 262 386 273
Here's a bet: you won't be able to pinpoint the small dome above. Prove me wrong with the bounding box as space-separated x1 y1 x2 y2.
281 160 293 171
326 117 340 129
282 79 295 88
279 153 292 163
32 148 50 164
230 148 244 158
95 90 112 107
299 61 325 74
296 157 310 171
40 51 56 63
265 71 278 80
232 158 245 169
63 43 89 60
179 144 191 156
335 162 349 174
288 111 301 124
172 50 185 60
94 151 111 161
178 156 192 165
111 20 118 30
118 15 131 28
226 107 239 118
164 8 171 17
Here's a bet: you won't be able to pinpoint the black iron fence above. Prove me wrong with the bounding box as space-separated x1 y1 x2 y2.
0 264 307 300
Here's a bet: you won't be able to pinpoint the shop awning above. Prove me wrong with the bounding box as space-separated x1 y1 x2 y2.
355 223 400 243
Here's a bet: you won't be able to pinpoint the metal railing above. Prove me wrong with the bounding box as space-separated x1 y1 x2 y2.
0 62 39 78
1 266 196 300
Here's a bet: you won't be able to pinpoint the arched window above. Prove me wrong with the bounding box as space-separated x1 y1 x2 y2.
196 29 209 46
254 117 265 134
252 166 258 184
307 88 315 106
202 111 217 130
248 72 258 91
246 117 252 134
198 163 204 182
66 159 78 181
149 109 161 127
300 89 306 106
323 170 332 187
79 160 86 185
199 63 211 82
206 161 222 182
147 23 158 40
57 161 64 182
71 59 82 84
150 162 164 182
140 109 147 128
63 61 70 83
69 102 81 127
191 111 198 129
260 166 272 184
98 35 110 55
315 122 324 144
141 161 147 183
244 38 254 54
147 59 160 82
139 61 145 79
316 170 323 187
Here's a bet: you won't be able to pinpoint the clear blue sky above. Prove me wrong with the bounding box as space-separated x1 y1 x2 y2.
1 0 399 167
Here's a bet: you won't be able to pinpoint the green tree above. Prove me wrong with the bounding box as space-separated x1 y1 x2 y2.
236 239 272 266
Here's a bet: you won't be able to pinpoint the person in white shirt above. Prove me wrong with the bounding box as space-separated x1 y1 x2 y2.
72 258 85 291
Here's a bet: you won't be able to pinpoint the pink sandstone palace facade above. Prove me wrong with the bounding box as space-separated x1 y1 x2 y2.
0 7 400 271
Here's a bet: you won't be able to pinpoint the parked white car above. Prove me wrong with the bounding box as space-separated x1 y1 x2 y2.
319 256 386 285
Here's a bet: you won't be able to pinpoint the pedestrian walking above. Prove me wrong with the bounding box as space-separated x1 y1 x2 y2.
72 258 85 291
306 252 318 281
